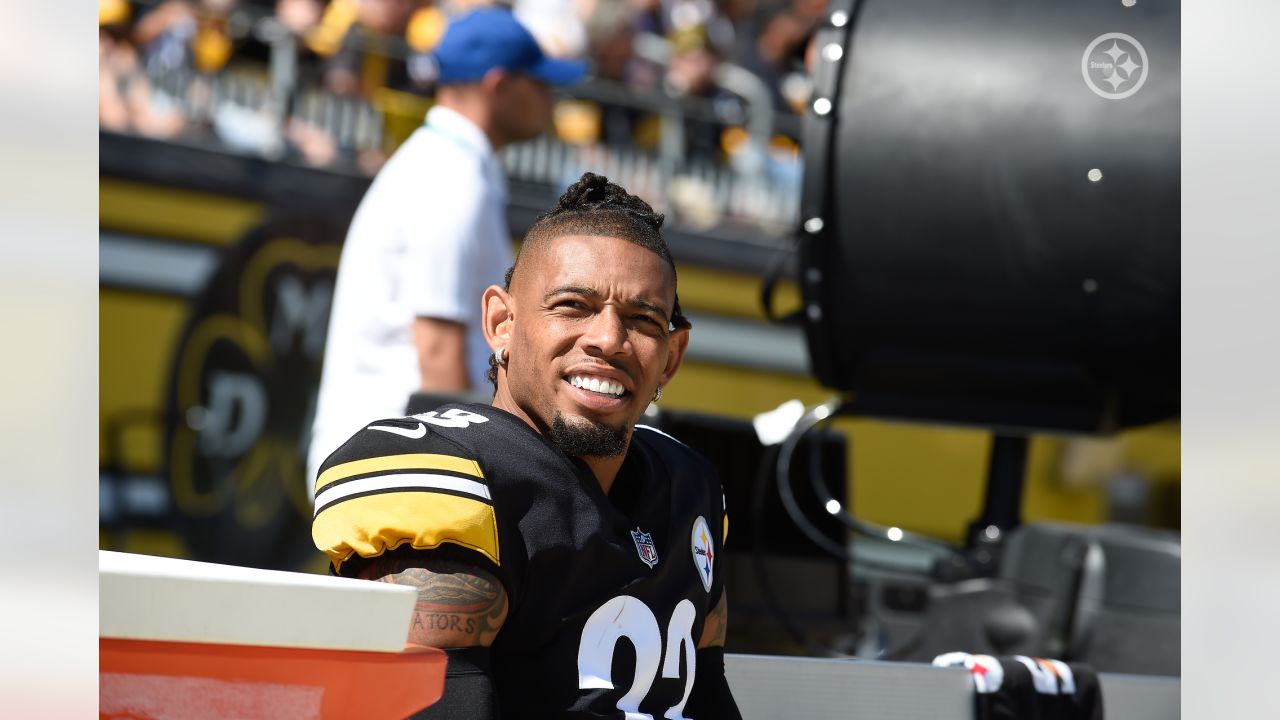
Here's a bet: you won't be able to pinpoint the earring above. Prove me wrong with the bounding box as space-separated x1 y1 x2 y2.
495 347 506 365
652 386 663 403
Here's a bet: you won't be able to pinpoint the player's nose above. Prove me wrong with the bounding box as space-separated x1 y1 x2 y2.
580 306 628 357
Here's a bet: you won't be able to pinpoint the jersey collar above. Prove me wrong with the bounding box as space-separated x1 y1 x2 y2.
423 105 494 157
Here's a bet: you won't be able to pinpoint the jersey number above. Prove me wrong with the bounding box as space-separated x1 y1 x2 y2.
413 408 489 428
577 596 697 720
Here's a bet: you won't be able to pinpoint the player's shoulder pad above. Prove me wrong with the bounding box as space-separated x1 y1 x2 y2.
319 416 476 472
633 423 714 471
311 411 500 574
634 424 729 545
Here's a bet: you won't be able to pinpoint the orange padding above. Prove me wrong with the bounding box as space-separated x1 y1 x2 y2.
100 638 446 720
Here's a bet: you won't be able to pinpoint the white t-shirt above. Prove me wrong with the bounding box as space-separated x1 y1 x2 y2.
307 106 514 493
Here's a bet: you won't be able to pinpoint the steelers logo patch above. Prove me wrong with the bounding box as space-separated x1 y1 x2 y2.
690 516 715 592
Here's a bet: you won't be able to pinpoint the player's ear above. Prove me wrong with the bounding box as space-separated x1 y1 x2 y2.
480 67 508 96
481 284 514 352
658 325 690 388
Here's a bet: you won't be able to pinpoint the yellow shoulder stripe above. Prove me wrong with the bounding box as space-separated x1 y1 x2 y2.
316 453 483 495
314 491 500 571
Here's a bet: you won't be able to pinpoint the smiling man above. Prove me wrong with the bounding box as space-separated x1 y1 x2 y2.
312 173 741 719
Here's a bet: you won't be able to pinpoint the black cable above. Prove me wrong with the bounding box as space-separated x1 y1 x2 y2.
748 444 835 657
778 400 963 560
774 405 925 576
768 398 977 660
758 246 802 326
774 400 856 560
750 397 909 657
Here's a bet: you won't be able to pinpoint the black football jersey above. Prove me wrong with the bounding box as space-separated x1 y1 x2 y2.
312 403 727 719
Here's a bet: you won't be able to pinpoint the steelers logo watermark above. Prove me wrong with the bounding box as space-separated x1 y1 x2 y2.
1081 33 1149 100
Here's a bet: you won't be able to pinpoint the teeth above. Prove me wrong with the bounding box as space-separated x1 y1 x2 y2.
569 375 624 397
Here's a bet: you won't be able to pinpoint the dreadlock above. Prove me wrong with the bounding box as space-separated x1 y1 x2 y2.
487 172 690 387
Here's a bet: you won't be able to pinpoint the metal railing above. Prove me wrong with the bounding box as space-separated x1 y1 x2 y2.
501 135 800 234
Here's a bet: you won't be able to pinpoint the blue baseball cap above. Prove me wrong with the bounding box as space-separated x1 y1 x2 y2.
431 8 587 86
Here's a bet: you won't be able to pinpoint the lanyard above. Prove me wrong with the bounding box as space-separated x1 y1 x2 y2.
421 118 505 194
422 117 487 158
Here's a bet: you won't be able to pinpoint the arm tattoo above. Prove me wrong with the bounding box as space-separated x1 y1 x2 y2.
356 555 508 648
698 593 728 649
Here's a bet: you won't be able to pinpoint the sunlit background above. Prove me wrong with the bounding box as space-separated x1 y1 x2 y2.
92 0 1189 677
0 0 1260 715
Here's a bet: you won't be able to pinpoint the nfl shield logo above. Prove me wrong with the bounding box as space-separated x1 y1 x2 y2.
631 528 659 568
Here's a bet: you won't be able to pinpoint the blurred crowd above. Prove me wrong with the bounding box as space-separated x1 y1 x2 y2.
100 0 818 195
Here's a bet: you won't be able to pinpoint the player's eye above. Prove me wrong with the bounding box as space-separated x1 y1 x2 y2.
630 314 669 335
554 299 590 314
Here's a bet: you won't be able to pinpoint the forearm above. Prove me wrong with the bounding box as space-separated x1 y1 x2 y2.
355 554 507 648
413 317 471 392
408 647 500 720
357 555 507 718
687 592 742 718
698 593 728 649
686 646 742 719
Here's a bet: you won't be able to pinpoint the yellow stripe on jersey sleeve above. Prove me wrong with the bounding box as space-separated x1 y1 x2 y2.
315 453 483 495
723 512 729 545
313 490 500 573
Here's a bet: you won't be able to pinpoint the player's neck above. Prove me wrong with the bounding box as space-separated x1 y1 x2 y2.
580 455 625 496
490 389 627 494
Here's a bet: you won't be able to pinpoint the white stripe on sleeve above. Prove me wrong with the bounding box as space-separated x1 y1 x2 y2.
314 473 492 516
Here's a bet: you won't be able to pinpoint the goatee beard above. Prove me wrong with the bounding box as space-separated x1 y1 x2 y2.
549 412 628 458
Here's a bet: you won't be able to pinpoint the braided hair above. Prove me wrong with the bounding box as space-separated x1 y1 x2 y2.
487 172 690 388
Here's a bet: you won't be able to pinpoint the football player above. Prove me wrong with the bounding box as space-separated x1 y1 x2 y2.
312 172 742 718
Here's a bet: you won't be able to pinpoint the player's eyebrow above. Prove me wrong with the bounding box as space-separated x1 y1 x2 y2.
544 285 601 303
544 286 671 320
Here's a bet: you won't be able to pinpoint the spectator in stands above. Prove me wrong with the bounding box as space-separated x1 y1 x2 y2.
307 6 586 491
133 0 241 77
632 0 734 54
276 0 325 35
580 0 648 148
712 0 766 69
274 0 346 166
514 0 588 59
100 0 136 133
318 0 453 172
323 0 425 96
100 0 188 138
259 0 330 95
587 1 636 83
753 0 821 114
664 25 737 162
228 1 328 74
591 1 746 163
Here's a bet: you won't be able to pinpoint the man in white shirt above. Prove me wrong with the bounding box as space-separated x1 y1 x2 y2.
307 8 586 491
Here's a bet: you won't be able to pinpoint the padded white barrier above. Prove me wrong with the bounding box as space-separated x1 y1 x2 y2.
726 654 972 720
1101 673 1181 719
725 654 1180 720
99 550 417 652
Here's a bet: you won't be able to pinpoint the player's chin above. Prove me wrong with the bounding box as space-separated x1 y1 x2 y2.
550 407 631 458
